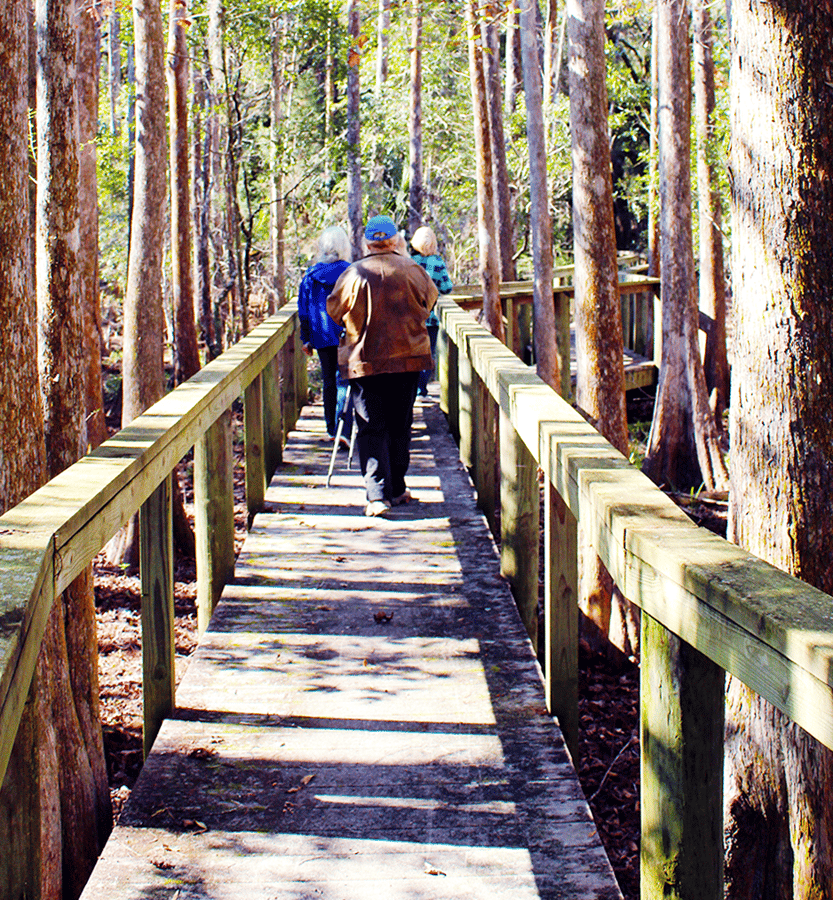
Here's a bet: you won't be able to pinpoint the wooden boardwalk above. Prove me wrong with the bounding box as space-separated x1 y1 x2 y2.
82 389 622 900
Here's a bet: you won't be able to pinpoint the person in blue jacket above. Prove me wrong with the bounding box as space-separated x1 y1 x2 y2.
298 226 353 441
409 225 453 397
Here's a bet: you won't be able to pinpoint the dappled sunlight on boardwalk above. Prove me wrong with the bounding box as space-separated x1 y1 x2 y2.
81 387 622 900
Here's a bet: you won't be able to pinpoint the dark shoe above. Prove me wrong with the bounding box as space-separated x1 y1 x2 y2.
391 490 412 506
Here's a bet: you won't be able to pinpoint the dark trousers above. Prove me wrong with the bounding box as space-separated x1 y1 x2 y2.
317 346 339 436
351 372 420 502
417 322 439 395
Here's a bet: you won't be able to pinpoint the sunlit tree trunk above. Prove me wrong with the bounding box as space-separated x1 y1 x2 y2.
543 0 559 108
567 0 636 659
504 0 522 115
408 0 423 233
193 59 215 356
36 0 112 894
693 0 729 430
642 0 727 493
647 3 660 282
483 2 516 282
108 3 121 134
346 0 363 258
726 3 833 897
0 3 52 894
466 0 503 342
375 0 390 95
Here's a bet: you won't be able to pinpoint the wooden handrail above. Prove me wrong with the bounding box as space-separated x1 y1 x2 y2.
436 294 833 899
0 303 304 782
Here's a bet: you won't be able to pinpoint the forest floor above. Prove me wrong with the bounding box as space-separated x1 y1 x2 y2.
92 382 727 900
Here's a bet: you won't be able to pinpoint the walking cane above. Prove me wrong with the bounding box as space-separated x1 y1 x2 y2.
326 384 353 488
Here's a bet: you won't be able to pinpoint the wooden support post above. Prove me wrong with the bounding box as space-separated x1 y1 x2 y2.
458 330 475 469
640 613 724 900
518 302 532 364
281 340 297 442
634 289 652 359
244 373 266 523
544 481 579 761
263 353 283 480
653 284 663 368
474 373 498 539
499 406 539 651
294 321 307 422
437 325 450 415
621 291 633 352
446 332 460 440
139 474 174 758
194 408 235 635
505 297 517 356
554 288 572 401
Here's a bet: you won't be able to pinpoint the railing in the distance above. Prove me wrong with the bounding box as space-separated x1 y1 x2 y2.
0 303 306 777
436 293 833 900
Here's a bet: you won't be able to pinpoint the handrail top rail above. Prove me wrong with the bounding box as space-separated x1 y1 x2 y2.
437 294 833 750
0 305 298 787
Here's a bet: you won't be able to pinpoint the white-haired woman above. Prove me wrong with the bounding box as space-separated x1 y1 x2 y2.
298 226 352 441
409 225 453 396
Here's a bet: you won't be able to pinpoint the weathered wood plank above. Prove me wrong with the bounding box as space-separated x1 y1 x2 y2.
139 475 175 757
263 354 283 480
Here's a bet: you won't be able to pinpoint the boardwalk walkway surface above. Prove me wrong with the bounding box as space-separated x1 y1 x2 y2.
82 389 622 900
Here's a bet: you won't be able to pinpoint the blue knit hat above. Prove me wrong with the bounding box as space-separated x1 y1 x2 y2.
364 215 398 242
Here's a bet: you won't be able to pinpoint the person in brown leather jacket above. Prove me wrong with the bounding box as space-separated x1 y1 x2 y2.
327 215 438 516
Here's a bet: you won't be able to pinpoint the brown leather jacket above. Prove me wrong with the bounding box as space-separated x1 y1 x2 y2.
327 248 439 378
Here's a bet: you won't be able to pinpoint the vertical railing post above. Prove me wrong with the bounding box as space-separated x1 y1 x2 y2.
140 474 174 757
544 480 579 761
499 407 539 651
244 373 266 523
282 337 297 442
437 323 450 415
294 319 307 421
458 328 476 469
194 408 235 635
640 614 724 900
653 282 663 368
263 353 283 480
554 288 572 401
445 329 460 440
474 372 498 538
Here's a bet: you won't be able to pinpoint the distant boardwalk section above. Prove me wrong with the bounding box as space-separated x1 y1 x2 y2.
82 391 622 899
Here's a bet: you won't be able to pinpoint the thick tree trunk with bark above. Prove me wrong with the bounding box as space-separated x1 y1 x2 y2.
0 7 51 894
504 0 522 115
727 4 833 897
407 0 423 233
108 4 121 134
483 3 516 283
642 0 727 493
193 61 216 356
567 0 636 659
520 0 559 392
168 0 200 383
346 0 363 259
375 0 390 95
693 0 729 429
466 0 503 342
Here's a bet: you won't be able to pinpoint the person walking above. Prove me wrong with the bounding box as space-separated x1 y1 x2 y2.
409 225 453 397
327 215 438 517
297 226 352 443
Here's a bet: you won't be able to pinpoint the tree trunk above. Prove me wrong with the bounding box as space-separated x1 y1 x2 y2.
642 0 727 494
168 0 200 383
483 3 516 283
692 0 729 430
0 7 52 893
520 0 559 393
504 0 522 115
726 3 833 897
346 0 363 259
567 0 637 660
36 0 112 893
269 8 286 311
107 3 120 134
77 1 107 451
543 0 559 108
375 0 390 96
466 0 503 342
407 0 423 233
647 3 660 283
193 60 215 356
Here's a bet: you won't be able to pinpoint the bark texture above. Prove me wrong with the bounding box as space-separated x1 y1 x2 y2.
642 0 727 493
466 0 504 342
727 4 833 897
